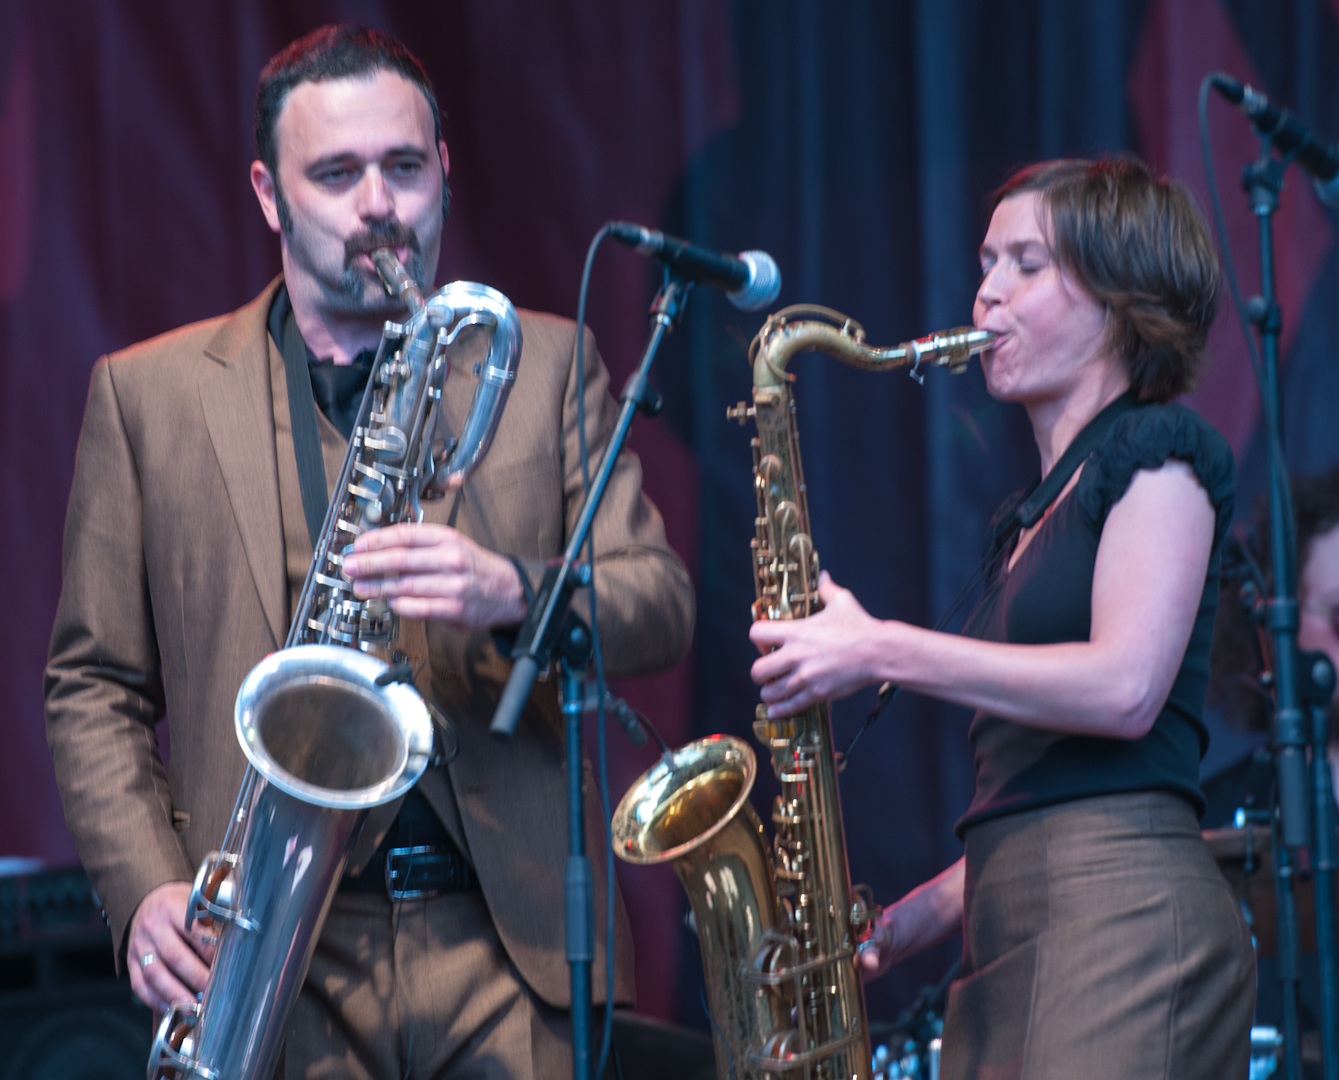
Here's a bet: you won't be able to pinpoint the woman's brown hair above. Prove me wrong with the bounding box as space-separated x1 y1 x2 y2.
991 158 1220 403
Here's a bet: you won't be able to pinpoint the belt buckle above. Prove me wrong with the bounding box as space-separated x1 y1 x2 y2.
385 844 442 901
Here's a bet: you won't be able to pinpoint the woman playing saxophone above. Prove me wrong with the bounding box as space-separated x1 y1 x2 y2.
749 158 1255 1079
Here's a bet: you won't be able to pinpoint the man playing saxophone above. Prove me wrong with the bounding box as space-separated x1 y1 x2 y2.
45 24 693 1079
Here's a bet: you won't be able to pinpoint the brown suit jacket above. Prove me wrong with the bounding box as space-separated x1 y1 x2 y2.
45 277 694 1008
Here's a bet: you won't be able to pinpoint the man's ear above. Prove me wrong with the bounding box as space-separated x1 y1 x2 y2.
250 160 282 235
438 139 450 182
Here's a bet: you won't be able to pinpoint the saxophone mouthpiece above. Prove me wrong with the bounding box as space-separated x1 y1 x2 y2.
370 248 426 314
901 327 997 382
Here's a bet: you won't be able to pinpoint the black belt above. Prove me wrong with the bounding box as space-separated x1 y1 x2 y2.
340 789 477 901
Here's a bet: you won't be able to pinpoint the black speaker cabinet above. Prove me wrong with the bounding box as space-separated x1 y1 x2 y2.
0 865 152 1080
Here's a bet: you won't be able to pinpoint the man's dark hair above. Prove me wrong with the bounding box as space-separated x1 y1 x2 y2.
990 158 1219 404
254 25 449 232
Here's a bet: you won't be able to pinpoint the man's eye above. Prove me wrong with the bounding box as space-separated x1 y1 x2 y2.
388 161 422 178
320 168 353 184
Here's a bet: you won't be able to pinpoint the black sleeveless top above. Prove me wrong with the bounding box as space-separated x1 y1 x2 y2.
954 402 1236 837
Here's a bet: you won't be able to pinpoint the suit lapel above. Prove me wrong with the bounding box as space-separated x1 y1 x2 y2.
199 279 287 646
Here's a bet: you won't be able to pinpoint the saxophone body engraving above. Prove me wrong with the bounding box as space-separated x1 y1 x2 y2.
148 256 523 1080
614 306 995 1080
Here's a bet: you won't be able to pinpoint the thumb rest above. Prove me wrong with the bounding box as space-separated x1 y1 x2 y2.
149 254 522 1080
613 306 995 1080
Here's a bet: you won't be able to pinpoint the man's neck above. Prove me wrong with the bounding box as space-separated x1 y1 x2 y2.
283 279 386 366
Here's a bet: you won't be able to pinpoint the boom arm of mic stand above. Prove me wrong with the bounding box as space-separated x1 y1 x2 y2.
490 277 692 739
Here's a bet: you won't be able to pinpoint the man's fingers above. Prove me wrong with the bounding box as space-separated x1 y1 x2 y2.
345 545 464 580
384 596 464 620
351 573 470 601
351 523 451 552
131 946 202 1011
138 926 212 991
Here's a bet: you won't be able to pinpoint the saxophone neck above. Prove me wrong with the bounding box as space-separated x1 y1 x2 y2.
748 305 998 388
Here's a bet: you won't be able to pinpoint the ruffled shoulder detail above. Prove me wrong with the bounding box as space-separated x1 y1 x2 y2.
1075 403 1235 546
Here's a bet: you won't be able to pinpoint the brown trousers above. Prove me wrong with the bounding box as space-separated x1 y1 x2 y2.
280 889 573 1080
940 791 1256 1080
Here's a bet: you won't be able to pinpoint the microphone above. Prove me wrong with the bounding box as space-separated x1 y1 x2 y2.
1210 72 1339 208
608 222 782 311
580 684 648 748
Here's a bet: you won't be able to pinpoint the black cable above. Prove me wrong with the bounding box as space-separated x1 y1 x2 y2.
700 983 736 1080
839 535 1007 761
573 223 620 1080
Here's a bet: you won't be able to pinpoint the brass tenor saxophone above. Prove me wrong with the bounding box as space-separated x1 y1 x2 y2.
148 253 523 1080
613 306 994 1080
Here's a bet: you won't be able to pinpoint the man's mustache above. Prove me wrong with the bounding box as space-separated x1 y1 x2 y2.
344 224 422 268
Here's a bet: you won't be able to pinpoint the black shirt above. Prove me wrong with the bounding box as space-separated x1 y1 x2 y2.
955 403 1236 836
267 284 376 439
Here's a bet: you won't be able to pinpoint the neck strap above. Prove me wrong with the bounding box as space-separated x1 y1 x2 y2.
987 390 1140 566
270 286 330 548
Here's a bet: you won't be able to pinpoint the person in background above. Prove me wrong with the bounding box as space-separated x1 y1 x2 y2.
1204 467 1339 1072
1205 465 1339 821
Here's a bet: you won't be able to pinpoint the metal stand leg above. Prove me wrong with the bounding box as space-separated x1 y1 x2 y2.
1302 653 1339 1080
559 618 595 1080
1273 828 1305 1080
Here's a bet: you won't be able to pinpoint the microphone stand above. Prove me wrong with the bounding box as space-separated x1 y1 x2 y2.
1241 140 1338 1080
489 274 692 1080
558 612 595 1080
1301 650 1339 1080
489 274 688 741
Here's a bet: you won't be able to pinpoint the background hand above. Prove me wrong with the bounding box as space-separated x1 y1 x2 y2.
342 523 527 628
126 881 215 1012
857 858 966 982
858 905 909 981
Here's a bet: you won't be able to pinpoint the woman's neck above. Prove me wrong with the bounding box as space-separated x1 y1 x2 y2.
1027 366 1131 478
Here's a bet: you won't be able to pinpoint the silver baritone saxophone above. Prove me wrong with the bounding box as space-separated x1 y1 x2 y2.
613 306 995 1080
149 254 523 1080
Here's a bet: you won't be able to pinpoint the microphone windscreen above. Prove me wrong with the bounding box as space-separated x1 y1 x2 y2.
729 251 782 311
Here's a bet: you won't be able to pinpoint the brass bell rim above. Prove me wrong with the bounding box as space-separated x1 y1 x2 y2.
611 733 757 866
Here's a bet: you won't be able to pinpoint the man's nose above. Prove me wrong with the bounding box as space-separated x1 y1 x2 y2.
356 166 395 221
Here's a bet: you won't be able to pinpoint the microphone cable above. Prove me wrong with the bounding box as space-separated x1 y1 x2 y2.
573 222 619 1080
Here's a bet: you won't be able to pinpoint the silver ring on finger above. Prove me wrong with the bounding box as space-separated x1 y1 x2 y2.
140 952 157 970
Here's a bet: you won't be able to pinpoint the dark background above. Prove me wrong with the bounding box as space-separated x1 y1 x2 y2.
3 0 1338 1033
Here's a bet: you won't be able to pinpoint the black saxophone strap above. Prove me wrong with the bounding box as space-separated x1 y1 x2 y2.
985 390 1141 568
279 311 331 549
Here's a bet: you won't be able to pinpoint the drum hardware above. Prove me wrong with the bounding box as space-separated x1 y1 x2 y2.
870 958 957 1080
1205 817 1318 958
